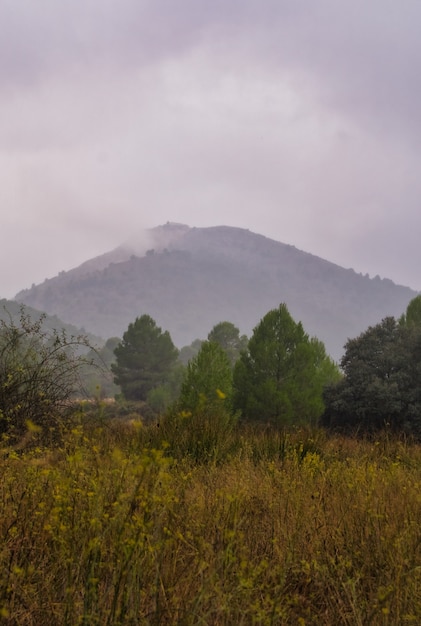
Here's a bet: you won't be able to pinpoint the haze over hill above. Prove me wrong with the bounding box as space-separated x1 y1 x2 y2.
15 224 417 361
0 298 102 348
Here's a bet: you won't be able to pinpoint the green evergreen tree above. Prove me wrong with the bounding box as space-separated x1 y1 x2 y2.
177 341 233 413
322 311 421 436
233 304 339 425
178 339 203 366
400 294 421 327
112 315 178 401
207 321 248 367
322 317 402 432
146 362 185 413
162 341 236 462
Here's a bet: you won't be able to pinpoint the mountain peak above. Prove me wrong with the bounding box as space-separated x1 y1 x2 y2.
122 222 191 255
15 224 417 360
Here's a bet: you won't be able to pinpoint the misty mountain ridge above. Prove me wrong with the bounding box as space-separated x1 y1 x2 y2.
15 223 418 361
0 298 102 348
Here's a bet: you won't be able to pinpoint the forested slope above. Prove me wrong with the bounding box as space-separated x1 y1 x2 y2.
15 224 417 360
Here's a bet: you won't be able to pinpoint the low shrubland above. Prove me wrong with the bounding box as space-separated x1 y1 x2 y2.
1 412 421 625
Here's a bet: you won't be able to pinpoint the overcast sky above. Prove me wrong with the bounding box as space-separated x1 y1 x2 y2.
1 0 421 298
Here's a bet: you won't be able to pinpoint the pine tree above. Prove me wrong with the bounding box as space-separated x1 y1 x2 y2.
112 315 178 401
233 304 339 425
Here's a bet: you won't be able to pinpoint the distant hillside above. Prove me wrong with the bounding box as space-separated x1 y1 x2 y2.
15 224 418 360
0 299 103 348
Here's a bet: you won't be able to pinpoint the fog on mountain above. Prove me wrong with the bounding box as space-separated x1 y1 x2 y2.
15 223 417 362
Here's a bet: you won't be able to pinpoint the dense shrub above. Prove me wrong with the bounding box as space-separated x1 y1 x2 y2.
322 315 421 436
0 308 92 442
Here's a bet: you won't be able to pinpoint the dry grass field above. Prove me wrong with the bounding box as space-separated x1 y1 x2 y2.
1 414 420 625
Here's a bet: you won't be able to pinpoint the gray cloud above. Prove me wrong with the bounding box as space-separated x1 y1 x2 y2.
1 1 421 300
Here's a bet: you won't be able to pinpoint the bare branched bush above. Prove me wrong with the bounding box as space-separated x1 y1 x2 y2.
0 307 93 443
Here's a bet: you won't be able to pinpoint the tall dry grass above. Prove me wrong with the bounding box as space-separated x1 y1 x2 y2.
0 416 421 624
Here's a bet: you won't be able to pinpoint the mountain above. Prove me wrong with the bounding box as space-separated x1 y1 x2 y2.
15 223 418 360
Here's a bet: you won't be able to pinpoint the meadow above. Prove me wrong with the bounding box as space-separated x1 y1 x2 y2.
1 410 421 625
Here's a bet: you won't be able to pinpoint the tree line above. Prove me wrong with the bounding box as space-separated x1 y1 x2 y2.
1 296 421 441
110 305 340 427
110 295 421 437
